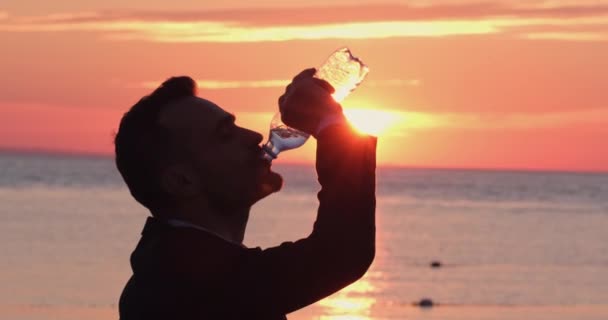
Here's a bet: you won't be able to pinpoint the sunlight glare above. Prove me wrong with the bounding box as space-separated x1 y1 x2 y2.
343 108 403 136
318 279 376 319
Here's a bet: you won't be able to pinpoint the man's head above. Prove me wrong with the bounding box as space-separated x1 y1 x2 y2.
114 76 282 215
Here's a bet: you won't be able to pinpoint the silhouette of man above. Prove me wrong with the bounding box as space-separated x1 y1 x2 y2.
116 68 376 320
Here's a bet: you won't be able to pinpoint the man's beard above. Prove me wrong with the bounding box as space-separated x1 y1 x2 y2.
206 169 283 212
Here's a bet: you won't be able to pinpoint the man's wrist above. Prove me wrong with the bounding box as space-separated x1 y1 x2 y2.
314 113 347 138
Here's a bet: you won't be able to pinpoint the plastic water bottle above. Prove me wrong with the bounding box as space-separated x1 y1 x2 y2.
262 48 369 161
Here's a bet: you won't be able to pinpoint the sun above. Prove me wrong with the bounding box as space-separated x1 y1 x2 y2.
343 108 403 136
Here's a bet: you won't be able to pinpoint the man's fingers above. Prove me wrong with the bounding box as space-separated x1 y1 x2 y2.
292 68 316 82
311 78 335 94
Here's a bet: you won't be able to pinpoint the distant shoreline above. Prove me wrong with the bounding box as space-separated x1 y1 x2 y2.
0 147 111 160
1 147 606 175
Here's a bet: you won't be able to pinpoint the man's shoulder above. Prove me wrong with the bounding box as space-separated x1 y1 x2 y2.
132 217 250 276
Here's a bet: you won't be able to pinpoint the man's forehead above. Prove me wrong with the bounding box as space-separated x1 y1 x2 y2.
158 96 231 129
188 96 225 114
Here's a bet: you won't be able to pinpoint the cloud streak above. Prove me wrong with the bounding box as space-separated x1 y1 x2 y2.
0 19 499 41
8 3 608 26
524 32 608 41
1 3 608 42
143 79 285 90
385 108 608 135
142 78 422 90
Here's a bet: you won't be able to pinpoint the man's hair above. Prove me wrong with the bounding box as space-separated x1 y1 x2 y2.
114 76 197 209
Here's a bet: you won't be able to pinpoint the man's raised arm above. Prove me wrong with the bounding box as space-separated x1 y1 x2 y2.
231 69 377 315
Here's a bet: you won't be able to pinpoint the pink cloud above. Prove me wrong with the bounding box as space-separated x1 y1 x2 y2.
1 3 607 43
7 3 608 27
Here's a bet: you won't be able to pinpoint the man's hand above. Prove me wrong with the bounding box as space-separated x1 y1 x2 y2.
278 68 344 136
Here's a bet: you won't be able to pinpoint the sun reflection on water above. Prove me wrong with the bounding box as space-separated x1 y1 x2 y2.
318 278 377 320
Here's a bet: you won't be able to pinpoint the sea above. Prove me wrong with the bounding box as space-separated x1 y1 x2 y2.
1 151 607 320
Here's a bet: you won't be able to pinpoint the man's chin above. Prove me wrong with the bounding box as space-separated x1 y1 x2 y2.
253 170 283 202
263 170 283 193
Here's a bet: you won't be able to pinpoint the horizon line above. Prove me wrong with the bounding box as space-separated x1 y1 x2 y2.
1 147 606 175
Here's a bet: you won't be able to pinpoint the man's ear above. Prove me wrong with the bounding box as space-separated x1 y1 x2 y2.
160 164 201 198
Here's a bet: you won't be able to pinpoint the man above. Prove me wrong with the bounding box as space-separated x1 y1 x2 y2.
116 68 377 319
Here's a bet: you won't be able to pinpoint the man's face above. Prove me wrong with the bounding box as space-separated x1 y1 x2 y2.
158 96 282 208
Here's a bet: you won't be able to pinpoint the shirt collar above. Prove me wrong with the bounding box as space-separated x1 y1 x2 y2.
166 218 246 248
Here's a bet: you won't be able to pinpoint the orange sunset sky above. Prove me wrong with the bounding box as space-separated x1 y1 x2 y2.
1 0 607 172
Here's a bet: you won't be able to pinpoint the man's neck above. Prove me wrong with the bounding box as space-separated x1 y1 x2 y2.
154 202 250 244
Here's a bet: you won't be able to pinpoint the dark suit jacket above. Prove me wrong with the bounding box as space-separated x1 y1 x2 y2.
119 124 377 319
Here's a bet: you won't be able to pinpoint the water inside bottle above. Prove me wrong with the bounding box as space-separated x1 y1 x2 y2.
262 124 310 160
270 126 309 151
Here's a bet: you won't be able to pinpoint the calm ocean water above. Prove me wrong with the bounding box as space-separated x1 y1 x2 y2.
1 151 607 320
